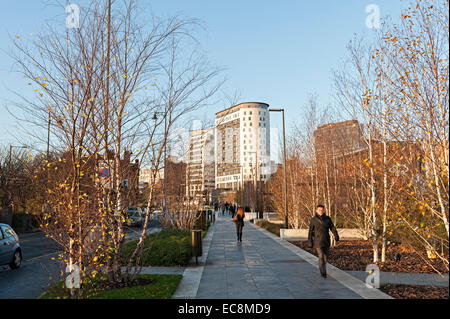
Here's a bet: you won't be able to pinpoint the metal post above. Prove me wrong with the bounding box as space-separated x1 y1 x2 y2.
281 110 288 229
164 106 167 213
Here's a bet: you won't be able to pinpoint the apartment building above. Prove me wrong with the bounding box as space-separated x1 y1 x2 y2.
313 120 366 163
139 167 164 189
215 102 271 190
186 128 215 201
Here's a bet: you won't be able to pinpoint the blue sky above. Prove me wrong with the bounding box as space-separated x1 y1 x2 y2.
0 0 407 150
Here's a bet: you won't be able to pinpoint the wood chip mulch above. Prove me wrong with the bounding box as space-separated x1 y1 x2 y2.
290 240 448 299
380 284 449 299
291 240 449 274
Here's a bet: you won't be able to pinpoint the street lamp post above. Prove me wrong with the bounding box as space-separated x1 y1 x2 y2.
269 108 288 229
247 151 259 216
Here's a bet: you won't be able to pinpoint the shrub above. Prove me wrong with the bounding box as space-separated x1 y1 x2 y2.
255 220 282 236
121 228 192 266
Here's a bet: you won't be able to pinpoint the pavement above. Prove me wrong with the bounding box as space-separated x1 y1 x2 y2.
344 270 449 287
172 213 392 299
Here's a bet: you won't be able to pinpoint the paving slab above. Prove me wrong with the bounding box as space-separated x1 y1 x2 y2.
344 270 449 287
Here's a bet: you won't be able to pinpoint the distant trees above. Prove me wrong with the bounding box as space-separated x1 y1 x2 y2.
0 146 33 213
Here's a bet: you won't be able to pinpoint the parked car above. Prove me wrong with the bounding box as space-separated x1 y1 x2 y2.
0 223 22 269
151 210 162 220
127 207 142 215
126 207 142 227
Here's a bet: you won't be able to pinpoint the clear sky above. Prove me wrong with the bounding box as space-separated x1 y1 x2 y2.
0 0 407 151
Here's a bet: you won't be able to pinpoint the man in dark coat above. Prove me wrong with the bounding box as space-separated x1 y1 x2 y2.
308 204 339 278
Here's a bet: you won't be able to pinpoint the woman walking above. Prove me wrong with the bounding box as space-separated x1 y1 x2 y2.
233 207 245 242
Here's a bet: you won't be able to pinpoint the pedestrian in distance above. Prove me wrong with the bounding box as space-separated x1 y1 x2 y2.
233 207 245 242
307 204 339 278
230 204 236 218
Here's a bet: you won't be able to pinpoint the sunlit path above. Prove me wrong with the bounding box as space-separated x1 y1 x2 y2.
195 213 391 299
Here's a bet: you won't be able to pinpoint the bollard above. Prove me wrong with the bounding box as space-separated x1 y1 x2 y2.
191 229 203 265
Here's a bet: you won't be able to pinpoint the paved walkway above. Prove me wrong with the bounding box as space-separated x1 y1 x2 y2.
187 214 391 299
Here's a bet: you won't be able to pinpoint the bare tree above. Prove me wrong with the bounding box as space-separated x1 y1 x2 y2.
9 0 222 296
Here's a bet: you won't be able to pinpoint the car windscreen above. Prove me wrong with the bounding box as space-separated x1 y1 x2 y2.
1 226 18 241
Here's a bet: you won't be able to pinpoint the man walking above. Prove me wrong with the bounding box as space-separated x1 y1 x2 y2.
307 204 339 278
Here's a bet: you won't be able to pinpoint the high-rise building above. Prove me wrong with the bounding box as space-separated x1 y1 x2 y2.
215 102 271 191
186 128 215 202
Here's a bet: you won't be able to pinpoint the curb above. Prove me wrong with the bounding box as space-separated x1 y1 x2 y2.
171 212 217 299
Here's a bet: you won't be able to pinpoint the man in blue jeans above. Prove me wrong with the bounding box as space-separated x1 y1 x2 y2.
308 205 339 278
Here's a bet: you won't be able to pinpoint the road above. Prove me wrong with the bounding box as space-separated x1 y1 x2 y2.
0 231 63 299
0 220 161 299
